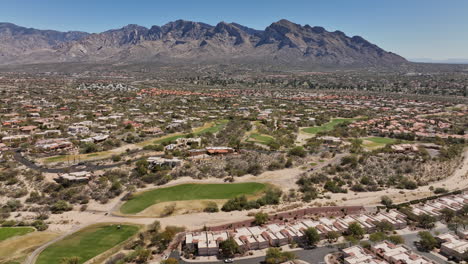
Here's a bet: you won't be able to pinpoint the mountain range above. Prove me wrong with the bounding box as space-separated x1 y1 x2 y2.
0 19 407 67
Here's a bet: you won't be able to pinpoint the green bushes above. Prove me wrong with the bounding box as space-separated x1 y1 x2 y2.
50 200 72 214
203 202 219 213
265 248 296 264
254 212 269 225
221 188 282 212
288 146 306 157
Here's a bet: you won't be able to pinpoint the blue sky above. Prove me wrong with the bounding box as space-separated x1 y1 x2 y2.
1 0 467 60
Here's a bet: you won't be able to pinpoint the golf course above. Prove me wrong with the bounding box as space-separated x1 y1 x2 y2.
361 136 400 150
302 118 360 134
42 120 228 164
120 182 267 215
36 224 139 264
247 133 275 145
0 227 35 242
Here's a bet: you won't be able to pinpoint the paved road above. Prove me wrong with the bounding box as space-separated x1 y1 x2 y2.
24 224 85 264
169 246 336 264
13 150 156 173
13 148 281 174
400 226 450 264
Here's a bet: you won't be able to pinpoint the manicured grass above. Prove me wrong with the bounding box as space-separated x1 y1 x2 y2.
152 134 185 145
362 137 399 149
301 118 359 134
363 137 397 144
121 182 267 214
0 227 34 242
194 120 228 135
248 133 274 145
42 121 227 164
37 224 139 264
44 155 66 163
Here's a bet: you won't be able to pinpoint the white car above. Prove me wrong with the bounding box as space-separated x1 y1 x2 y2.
224 259 234 263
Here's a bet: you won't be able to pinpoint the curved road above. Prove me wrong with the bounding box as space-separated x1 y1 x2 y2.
13 150 157 173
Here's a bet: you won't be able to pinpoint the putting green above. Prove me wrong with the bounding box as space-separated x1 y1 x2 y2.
120 182 267 214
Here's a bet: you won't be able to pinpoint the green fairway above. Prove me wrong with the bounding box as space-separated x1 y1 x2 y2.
150 120 228 145
194 120 228 135
42 121 226 164
302 118 359 134
37 224 139 264
247 133 274 144
364 137 397 144
362 137 398 149
0 227 34 242
120 182 267 214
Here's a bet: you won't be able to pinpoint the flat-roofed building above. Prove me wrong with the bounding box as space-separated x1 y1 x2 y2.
351 215 376 232
388 251 434 264
437 233 468 261
266 224 289 246
343 246 388 264
371 241 410 262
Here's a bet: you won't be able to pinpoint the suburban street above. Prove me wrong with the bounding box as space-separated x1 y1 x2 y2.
400 226 450 264
169 246 336 264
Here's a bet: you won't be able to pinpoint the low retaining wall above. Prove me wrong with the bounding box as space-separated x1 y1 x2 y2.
202 206 365 231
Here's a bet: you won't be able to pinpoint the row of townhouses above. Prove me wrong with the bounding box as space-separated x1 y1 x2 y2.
185 209 407 256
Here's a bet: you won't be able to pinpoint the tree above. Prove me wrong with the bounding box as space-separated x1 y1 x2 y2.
60 257 80 264
219 238 239 258
418 231 437 251
254 212 269 226
347 222 365 239
304 227 320 246
135 160 149 176
161 258 178 264
204 202 219 213
135 247 151 263
50 200 72 213
381 196 393 207
375 221 394 233
418 214 436 229
387 235 405 245
369 232 387 242
288 146 306 157
326 231 340 243
440 208 456 223
265 248 296 264
149 220 161 233
458 204 468 216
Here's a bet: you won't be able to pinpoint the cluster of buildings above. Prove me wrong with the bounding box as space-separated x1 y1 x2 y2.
409 192 468 218
56 171 93 182
187 146 235 158
164 137 202 151
349 115 467 140
436 232 468 261
184 209 407 256
147 157 182 169
35 138 74 152
77 83 137 91
343 241 434 264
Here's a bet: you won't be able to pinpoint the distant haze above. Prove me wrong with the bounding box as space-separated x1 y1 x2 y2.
409 58 468 64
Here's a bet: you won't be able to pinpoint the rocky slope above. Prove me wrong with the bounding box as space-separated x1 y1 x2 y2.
0 19 406 67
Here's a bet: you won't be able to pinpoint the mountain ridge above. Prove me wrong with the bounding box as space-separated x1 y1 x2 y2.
0 19 407 67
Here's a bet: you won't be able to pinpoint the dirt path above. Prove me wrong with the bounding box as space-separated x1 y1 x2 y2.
25 149 468 263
